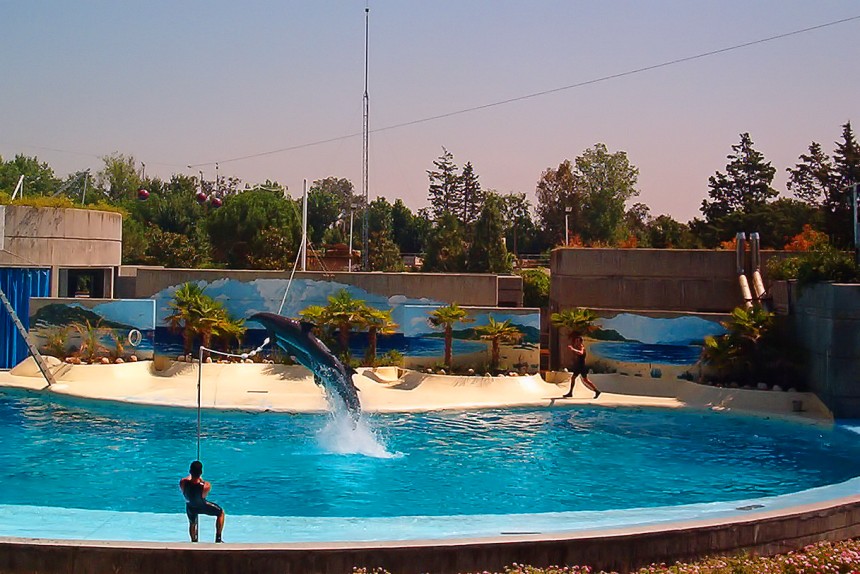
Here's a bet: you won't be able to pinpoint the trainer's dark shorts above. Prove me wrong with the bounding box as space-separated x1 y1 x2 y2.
572 366 590 377
186 501 224 524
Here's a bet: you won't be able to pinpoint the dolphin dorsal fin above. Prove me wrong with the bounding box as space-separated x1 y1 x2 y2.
300 321 316 333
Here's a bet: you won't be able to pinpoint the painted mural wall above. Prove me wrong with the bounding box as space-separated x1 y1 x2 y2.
150 278 541 372
580 311 728 379
28 298 156 361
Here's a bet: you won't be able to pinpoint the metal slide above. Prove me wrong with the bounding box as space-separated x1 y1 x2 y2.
735 232 753 309
0 287 56 387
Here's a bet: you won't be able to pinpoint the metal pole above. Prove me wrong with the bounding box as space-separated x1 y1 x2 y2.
361 5 370 271
853 184 859 265
348 208 354 272
301 179 308 271
565 213 569 245
197 345 203 461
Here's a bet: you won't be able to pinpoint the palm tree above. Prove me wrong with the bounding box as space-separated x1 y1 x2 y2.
701 334 738 382
550 307 598 344
475 315 523 372
428 302 474 370
213 313 246 352
324 289 368 357
362 307 398 366
165 282 207 354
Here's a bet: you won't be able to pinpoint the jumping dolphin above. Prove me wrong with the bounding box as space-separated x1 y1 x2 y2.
251 312 361 417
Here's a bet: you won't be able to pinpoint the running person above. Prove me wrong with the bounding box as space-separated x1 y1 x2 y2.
180 460 225 543
562 335 601 399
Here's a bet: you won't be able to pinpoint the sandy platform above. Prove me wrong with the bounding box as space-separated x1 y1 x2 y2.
0 357 832 422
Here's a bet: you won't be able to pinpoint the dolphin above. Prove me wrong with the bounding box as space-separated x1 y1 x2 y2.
251 312 361 417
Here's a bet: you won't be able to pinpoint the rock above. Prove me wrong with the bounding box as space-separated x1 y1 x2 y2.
772 384 783 392
129 355 138 362
437 369 446 375
508 371 518 377
788 387 797 393
729 382 739 388
177 355 186 362
425 368 433 374
756 382 768 390
114 358 124 364
205 357 213 363
244 358 253 364
65 357 75 364
483 372 492 377
467 369 475 376
99 357 110 364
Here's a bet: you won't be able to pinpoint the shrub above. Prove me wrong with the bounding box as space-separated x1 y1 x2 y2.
519 268 549 308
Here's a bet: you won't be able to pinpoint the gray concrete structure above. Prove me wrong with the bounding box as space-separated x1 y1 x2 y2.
2 495 859 573
0 205 122 297
791 282 860 418
117 267 520 307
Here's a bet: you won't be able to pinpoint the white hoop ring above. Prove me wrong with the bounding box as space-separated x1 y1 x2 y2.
127 329 143 347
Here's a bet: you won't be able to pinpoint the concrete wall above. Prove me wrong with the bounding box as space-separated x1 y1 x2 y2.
551 248 742 313
120 267 515 307
0 206 122 267
0 205 122 297
792 282 860 418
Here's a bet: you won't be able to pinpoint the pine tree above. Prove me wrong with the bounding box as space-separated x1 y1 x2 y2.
422 213 467 272
459 162 485 227
426 148 462 221
828 122 860 247
787 142 836 207
701 133 777 223
467 193 512 273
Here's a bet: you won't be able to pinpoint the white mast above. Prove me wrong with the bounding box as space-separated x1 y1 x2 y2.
361 4 370 271
301 178 308 271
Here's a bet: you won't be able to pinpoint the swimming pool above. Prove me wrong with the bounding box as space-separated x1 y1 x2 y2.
1 389 859 542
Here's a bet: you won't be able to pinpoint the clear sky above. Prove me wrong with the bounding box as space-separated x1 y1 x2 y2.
1 1 857 222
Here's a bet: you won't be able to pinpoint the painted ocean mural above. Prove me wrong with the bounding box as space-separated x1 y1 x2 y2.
588 312 727 375
150 279 541 371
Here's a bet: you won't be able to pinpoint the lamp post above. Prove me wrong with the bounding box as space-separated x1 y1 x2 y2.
564 207 572 246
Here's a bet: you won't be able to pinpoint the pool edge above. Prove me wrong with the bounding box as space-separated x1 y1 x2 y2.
3 494 860 573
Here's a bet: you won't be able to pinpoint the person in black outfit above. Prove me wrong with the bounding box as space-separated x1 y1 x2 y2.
180 460 225 543
562 335 601 399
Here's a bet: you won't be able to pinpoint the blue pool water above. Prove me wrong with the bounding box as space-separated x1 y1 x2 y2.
590 341 703 365
1 390 859 523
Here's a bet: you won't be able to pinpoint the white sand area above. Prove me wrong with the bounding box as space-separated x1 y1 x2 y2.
0 357 831 422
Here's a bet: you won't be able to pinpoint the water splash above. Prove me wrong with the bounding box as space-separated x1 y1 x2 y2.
316 413 398 459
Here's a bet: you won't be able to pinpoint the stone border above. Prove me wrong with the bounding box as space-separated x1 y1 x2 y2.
2 495 860 573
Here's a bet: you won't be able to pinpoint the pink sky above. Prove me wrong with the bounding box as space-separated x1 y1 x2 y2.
1 1 857 222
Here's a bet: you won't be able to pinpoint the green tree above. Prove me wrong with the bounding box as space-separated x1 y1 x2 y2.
95 152 141 202
519 269 549 308
422 213 467 272
576 143 640 244
0 154 59 197
307 186 343 246
647 214 697 249
391 198 425 254
787 141 837 207
828 122 860 247
459 161 485 227
535 159 582 246
164 282 207 354
475 315 522 372
322 289 368 358
498 192 541 256
428 302 473 370
368 231 404 271
551 308 598 344
467 192 512 273
361 307 398 366
427 147 462 221
699 133 777 245
206 190 301 269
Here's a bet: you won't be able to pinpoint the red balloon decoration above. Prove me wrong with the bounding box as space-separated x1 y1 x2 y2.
196 191 208 204
210 196 223 208
137 188 149 200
